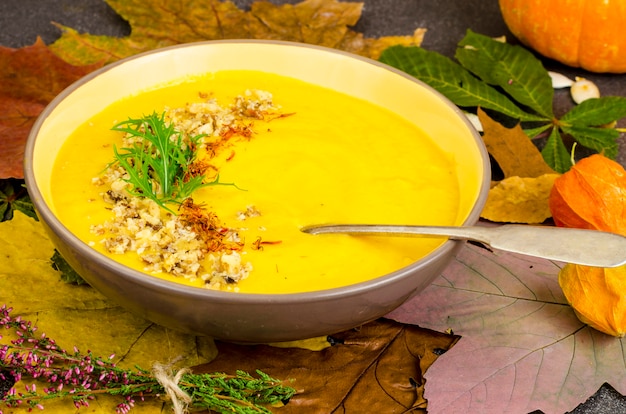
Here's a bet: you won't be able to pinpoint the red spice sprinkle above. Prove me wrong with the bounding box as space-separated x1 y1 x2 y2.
251 237 282 251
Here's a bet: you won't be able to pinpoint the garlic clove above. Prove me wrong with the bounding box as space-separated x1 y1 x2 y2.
571 77 600 104
548 71 574 88
463 112 483 132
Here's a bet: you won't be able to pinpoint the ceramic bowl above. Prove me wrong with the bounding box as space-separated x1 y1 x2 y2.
24 40 490 343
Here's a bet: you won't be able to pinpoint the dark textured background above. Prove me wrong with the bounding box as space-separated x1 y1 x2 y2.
1 1 625 413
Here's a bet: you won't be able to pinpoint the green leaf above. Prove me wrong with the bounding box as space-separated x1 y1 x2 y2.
561 125 620 159
0 197 7 220
111 112 218 213
379 33 626 173
379 45 545 122
524 123 553 139
541 127 572 173
561 96 626 126
50 249 88 285
455 30 554 119
0 179 37 222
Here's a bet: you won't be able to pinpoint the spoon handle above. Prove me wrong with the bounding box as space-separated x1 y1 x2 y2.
300 224 626 268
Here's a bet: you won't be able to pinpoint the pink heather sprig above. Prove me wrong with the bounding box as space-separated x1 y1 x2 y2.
0 304 296 414
0 304 154 413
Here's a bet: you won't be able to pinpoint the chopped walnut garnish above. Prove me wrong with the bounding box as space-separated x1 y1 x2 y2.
89 90 284 289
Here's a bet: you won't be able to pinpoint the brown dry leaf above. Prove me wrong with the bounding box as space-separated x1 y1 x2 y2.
479 108 556 179
0 38 103 179
199 320 459 413
246 0 426 58
50 0 425 65
478 109 560 223
481 173 560 223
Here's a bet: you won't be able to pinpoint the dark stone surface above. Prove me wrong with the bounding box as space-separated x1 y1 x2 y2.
1 1 625 413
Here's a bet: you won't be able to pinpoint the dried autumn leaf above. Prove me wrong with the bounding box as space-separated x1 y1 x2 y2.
0 38 102 179
1 0 424 179
479 108 556 179
480 173 559 223
27 307 218 370
199 319 458 413
0 211 114 313
388 243 626 414
0 212 217 412
1 212 458 413
0 213 217 368
50 0 426 66
478 109 559 223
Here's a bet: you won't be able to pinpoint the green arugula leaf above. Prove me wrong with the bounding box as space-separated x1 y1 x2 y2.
379 45 544 122
541 128 572 173
560 97 626 126
0 179 37 222
111 112 222 213
455 30 554 119
50 249 88 285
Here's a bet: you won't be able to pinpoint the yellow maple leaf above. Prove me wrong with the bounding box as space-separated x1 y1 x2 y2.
0 212 218 368
480 173 560 224
50 0 426 66
0 212 218 412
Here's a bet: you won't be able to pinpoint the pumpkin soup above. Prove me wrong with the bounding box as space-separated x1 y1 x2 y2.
50 70 461 294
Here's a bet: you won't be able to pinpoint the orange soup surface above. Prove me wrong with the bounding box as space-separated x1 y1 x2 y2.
51 70 462 294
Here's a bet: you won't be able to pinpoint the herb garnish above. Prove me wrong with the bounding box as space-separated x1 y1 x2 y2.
111 112 222 212
379 30 626 173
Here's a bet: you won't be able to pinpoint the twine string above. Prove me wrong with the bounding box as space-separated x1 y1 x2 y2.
152 362 192 414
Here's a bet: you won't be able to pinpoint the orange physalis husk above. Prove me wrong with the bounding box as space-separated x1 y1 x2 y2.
549 154 626 337
559 264 626 337
549 154 626 235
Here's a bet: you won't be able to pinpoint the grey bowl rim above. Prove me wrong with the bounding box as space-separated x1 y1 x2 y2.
23 39 491 305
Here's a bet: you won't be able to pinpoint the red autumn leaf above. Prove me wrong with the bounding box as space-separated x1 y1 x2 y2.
388 243 626 414
0 38 102 179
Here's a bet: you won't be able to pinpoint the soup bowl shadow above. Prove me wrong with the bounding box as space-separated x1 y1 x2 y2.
24 40 490 343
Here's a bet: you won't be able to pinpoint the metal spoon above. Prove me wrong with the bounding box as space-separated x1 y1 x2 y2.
300 223 626 268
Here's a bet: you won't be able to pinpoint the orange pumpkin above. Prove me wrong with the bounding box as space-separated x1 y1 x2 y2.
499 0 626 73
